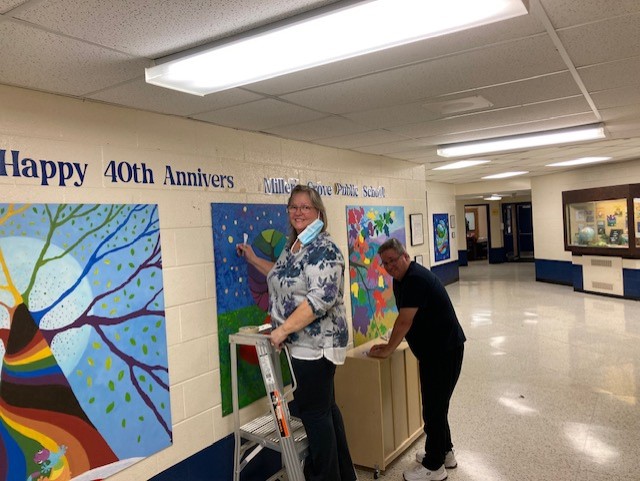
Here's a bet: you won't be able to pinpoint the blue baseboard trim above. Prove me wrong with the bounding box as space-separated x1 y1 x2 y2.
488 247 505 264
458 250 468 266
572 264 583 291
623 268 640 300
431 260 459 285
535 259 573 286
149 434 282 481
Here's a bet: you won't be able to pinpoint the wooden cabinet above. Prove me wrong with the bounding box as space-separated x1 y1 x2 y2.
334 339 423 472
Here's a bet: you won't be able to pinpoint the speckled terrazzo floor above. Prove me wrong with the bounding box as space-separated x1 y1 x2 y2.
354 261 640 481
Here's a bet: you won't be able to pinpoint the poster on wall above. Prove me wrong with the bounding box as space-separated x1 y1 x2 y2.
0 203 171 481
211 203 290 416
433 213 451 262
346 205 405 347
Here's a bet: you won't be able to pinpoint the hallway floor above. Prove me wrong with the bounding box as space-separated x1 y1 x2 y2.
354 261 640 481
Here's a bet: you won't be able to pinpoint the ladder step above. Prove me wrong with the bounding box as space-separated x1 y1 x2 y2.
240 414 308 455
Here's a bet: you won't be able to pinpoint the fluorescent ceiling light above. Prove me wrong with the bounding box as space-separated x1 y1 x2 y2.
546 156 612 167
484 195 502 201
482 171 528 179
146 0 528 96
433 160 491 170
437 124 606 158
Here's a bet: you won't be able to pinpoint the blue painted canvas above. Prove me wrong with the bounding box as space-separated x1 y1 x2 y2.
433 213 450 262
211 203 290 415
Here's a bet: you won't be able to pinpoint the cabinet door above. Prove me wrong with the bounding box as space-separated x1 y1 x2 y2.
335 356 384 468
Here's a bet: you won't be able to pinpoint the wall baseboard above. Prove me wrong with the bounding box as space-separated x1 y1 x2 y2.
149 434 282 481
431 260 459 285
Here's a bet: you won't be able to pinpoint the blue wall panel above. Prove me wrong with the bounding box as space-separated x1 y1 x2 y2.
535 259 573 286
431 260 459 285
149 434 281 481
572 264 583 291
458 250 468 266
488 247 506 264
623 268 640 300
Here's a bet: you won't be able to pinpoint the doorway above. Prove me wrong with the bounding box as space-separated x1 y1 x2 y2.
465 204 489 261
502 202 534 261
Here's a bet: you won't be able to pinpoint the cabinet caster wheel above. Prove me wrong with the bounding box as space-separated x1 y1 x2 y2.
373 468 380 479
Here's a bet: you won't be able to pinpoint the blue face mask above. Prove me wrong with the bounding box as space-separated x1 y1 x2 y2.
297 217 324 246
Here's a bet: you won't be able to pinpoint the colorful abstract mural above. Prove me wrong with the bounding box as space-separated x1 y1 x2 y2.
433 213 450 262
211 203 291 416
0 203 171 481
346 205 405 346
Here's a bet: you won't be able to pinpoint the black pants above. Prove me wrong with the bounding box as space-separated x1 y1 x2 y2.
419 345 464 470
290 357 356 481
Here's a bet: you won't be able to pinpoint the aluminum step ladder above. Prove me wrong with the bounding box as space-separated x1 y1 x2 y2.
230 328 308 481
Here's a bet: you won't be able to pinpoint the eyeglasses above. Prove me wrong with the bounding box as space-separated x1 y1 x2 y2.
380 255 403 267
287 205 315 213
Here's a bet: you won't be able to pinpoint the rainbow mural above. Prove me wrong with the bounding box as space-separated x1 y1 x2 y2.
0 203 171 481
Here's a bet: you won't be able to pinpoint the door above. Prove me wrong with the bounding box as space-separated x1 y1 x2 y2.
502 204 516 260
517 203 534 260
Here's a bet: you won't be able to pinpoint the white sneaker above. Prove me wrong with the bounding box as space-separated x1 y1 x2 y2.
403 464 447 481
415 449 457 468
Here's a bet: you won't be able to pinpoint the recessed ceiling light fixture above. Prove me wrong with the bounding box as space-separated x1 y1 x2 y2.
437 123 606 158
546 156 612 167
145 0 528 96
433 160 491 170
482 171 528 179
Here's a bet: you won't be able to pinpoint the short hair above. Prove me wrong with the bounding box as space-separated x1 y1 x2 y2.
378 238 407 256
287 184 328 242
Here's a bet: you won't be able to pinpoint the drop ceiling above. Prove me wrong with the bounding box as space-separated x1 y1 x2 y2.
1 0 639 185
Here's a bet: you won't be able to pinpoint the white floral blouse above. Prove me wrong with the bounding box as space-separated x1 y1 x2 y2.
267 232 349 364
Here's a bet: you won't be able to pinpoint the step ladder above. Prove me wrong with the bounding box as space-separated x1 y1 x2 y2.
229 328 308 481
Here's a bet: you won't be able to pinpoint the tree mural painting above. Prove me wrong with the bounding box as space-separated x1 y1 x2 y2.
211 203 291 416
346 205 406 346
0 203 171 481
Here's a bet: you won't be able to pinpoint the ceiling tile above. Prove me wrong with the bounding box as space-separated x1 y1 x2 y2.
579 56 640 92
391 97 594 138
313 130 409 149
191 98 326 131
263 116 371 141
592 86 640 110
538 0 640 28
89 77 264 116
558 13 640 67
0 1 23 13
344 72 580 129
13 0 341 57
281 35 566 115
355 140 433 155
0 21 148 96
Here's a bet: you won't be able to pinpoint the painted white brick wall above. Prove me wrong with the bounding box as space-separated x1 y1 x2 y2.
0 84 438 480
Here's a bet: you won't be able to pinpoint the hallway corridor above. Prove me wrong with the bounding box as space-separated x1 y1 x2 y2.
355 262 640 481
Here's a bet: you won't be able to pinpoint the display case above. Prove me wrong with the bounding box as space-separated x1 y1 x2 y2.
563 184 640 257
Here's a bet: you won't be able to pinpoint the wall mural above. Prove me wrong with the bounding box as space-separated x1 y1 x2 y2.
346 205 405 346
211 203 290 416
0 203 171 481
433 213 451 262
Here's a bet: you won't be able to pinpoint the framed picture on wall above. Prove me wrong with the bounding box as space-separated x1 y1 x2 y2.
433 213 450 262
415 255 424 265
409 213 424 246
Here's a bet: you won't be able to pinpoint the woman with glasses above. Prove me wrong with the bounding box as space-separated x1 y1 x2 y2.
236 185 356 481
